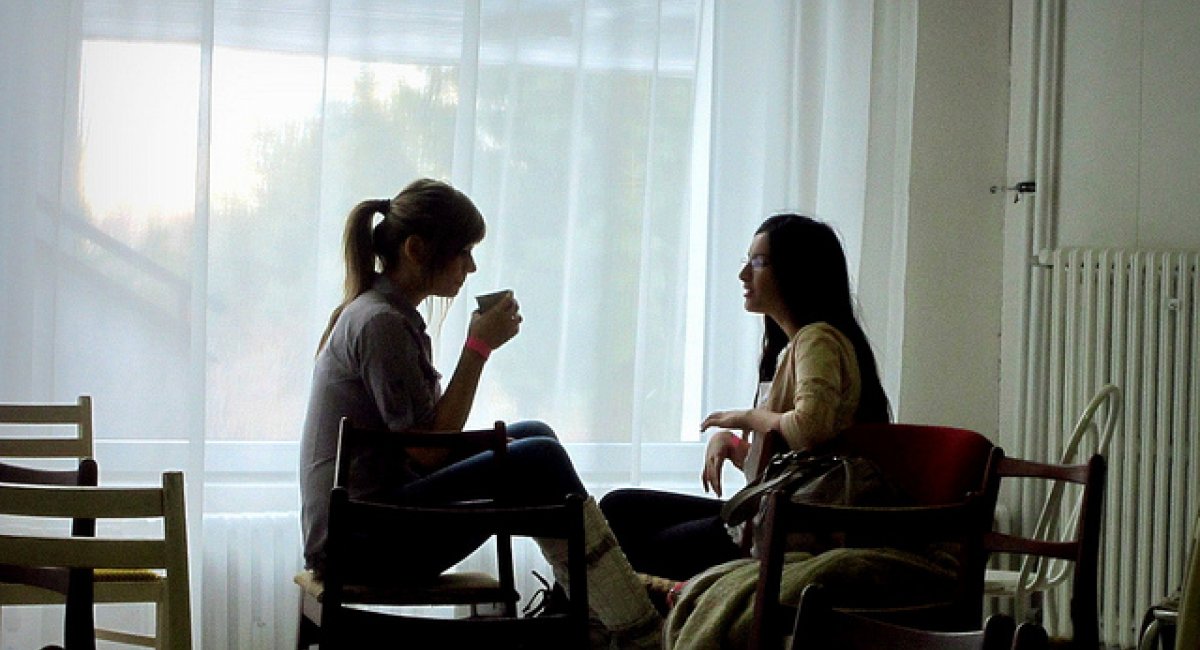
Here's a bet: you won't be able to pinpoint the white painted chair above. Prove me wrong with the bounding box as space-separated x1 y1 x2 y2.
984 384 1122 623
0 396 93 460
0 396 177 648
0 470 192 650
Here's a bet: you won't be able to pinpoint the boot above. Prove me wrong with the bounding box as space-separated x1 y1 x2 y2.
536 496 662 649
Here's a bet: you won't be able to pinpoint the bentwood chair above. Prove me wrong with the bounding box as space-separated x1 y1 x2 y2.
0 470 191 650
984 385 1120 628
749 423 1004 650
0 458 98 650
791 583 1048 650
297 418 589 649
983 454 1107 649
0 396 175 648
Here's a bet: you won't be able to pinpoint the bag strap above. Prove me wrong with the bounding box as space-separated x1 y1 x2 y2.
720 453 842 525
720 468 793 525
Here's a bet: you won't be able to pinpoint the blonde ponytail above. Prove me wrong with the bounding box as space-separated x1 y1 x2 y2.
316 198 390 353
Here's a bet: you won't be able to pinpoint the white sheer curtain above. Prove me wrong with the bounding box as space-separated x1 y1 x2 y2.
0 1 913 647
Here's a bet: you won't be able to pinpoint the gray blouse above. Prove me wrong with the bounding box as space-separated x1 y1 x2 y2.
298 276 442 572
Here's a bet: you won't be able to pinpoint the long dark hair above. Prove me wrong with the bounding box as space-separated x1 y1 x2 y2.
317 178 485 353
755 214 890 423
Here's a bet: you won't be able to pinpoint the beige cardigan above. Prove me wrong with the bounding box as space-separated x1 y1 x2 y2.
761 321 861 451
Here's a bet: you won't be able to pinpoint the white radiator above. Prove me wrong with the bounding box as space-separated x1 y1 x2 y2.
202 512 303 650
1019 247 1200 647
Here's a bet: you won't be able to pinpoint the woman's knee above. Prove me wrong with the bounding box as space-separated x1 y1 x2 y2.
508 436 570 467
506 419 557 441
506 437 584 494
599 488 640 515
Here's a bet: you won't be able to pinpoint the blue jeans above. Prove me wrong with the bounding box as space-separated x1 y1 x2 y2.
347 421 585 582
400 420 585 505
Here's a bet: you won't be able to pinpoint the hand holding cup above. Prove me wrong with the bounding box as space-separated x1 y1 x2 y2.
470 289 522 349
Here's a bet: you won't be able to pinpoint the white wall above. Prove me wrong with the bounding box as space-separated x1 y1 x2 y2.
894 0 1012 435
895 0 1200 437
1058 0 1200 249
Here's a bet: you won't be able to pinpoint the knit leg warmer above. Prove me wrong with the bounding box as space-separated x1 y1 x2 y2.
536 496 662 649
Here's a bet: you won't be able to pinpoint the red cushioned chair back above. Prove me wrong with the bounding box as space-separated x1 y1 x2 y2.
840 423 996 506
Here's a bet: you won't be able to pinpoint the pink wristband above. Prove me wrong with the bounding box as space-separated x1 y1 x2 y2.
731 434 748 451
465 336 492 360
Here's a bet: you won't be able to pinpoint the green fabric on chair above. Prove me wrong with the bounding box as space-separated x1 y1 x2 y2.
664 547 959 650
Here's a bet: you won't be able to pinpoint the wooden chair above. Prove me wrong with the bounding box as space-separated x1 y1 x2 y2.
790 583 1048 650
0 458 98 650
749 423 1004 650
985 385 1119 625
983 454 1107 649
0 395 93 461
298 418 589 649
0 470 191 650
0 396 174 648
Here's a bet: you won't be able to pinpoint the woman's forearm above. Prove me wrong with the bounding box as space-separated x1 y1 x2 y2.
407 346 486 467
430 346 486 431
745 408 782 437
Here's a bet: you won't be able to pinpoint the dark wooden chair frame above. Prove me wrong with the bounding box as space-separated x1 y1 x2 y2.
983 454 1107 650
747 423 1004 650
0 458 98 650
791 583 1049 650
314 418 589 649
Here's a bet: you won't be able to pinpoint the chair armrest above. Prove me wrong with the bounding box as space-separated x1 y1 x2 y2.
335 419 509 487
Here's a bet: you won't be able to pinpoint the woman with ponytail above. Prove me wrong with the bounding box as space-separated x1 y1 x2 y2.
600 213 891 589
299 179 663 649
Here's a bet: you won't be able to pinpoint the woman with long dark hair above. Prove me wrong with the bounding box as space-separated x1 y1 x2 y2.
601 213 890 586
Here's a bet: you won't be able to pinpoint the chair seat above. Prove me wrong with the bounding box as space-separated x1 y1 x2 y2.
96 568 163 582
294 569 515 606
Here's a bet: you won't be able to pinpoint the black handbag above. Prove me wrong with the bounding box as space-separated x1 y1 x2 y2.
721 449 903 556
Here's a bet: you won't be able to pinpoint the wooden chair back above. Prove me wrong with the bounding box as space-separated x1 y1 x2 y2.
0 471 192 650
0 396 176 648
983 454 1107 649
837 423 1000 506
0 458 98 650
749 423 1003 650
0 396 93 460
984 386 1118 624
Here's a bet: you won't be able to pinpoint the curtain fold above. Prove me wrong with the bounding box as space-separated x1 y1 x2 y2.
702 0 902 415
0 1 913 646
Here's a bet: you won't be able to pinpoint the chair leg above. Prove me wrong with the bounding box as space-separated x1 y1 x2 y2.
1027 590 1044 624
296 621 312 649
297 614 320 650
156 597 167 650
296 589 321 649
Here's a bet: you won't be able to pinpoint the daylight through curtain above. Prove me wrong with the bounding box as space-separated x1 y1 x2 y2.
0 1 911 646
